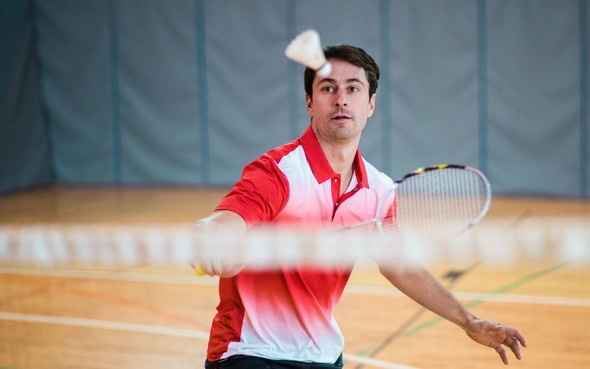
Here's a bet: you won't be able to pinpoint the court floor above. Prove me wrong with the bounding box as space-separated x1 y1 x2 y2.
0 186 589 369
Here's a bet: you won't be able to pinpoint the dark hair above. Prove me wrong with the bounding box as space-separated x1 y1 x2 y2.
304 44 380 99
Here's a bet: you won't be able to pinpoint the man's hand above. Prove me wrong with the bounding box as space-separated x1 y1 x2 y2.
194 259 246 278
465 319 527 365
192 210 248 278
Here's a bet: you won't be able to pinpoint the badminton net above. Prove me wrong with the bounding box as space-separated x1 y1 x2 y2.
1 218 589 270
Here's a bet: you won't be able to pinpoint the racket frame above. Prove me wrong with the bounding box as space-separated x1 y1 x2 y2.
339 164 492 236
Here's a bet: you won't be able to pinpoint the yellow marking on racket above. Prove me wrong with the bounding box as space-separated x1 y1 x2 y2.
416 164 449 174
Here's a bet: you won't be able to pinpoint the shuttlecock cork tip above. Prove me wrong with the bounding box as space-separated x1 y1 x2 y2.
285 29 332 76
316 61 332 76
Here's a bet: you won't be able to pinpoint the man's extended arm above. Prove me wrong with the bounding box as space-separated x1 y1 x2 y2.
379 264 526 365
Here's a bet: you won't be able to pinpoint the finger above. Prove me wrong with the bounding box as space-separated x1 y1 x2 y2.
508 337 522 360
495 345 509 365
515 330 527 347
218 262 247 278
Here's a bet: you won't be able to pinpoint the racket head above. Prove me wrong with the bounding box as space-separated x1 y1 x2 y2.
376 164 492 238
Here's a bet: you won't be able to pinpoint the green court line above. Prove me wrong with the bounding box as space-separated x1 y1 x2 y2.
402 263 568 337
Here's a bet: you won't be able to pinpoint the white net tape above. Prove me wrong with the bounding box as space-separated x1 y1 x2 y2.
1 218 589 269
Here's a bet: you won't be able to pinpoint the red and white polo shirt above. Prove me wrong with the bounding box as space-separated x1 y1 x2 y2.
207 126 394 363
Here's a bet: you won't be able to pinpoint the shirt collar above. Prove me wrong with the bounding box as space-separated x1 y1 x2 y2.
299 125 370 189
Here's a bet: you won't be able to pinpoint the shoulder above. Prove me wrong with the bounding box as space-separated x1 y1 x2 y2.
246 139 311 185
245 138 300 170
215 140 301 227
362 158 394 189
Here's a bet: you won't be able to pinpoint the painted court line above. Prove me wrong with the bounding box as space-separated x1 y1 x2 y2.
0 311 422 369
2 266 588 307
342 354 423 369
0 266 218 285
401 263 572 337
0 311 209 340
345 285 590 307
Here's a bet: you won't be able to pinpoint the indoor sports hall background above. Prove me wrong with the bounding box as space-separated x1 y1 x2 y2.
1 3 590 369
1 0 589 198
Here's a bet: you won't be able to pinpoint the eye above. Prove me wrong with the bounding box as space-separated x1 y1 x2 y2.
348 85 360 93
321 85 335 93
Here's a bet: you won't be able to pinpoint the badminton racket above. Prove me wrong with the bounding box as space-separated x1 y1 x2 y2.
194 164 490 275
339 164 492 238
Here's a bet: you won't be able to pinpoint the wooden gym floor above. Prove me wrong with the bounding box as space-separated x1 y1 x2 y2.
0 186 589 369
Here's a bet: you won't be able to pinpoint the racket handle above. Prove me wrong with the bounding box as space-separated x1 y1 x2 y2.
195 263 206 276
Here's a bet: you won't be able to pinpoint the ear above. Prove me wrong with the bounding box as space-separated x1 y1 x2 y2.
367 94 376 118
306 95 313 116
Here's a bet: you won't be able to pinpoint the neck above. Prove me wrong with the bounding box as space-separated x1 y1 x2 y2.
321 143 357 175
311 125 361 173
316 137 359 196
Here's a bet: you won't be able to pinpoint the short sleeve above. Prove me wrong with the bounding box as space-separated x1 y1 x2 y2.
215 154 290 228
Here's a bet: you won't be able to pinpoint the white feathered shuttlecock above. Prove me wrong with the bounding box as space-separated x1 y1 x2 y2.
285 30 332 76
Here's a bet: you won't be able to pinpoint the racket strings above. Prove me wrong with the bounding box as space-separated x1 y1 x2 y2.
381 168 489 237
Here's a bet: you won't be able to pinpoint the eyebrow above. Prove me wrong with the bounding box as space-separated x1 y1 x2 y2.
317 77 366 86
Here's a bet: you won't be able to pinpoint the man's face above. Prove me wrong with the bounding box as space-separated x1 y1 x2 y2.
306 58 376 145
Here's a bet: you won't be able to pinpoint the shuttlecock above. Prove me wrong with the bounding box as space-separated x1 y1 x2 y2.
285 29 332 76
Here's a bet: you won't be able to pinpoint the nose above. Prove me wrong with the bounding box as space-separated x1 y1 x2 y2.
334 90 347 107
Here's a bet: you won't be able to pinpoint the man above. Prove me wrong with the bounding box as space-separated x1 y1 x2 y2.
195 45 526 369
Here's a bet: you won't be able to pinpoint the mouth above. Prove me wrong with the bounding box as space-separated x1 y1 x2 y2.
330 112 353 122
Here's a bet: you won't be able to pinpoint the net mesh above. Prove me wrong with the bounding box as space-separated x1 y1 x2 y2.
1 218 589 270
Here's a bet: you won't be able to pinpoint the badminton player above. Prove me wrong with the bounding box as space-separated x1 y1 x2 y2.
194 44 526 368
